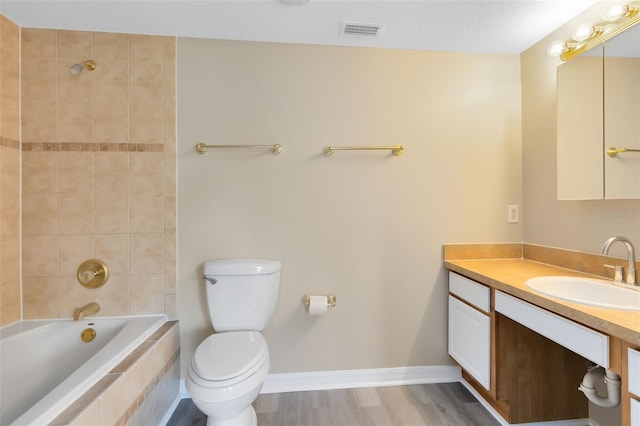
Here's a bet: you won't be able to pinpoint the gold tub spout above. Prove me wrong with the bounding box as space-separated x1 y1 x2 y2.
73 302 100 321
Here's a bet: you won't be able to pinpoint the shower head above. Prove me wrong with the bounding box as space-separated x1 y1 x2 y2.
69 60 96 75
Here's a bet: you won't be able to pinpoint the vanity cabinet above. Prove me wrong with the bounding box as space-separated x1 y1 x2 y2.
448 272 491 390
448 271 589 424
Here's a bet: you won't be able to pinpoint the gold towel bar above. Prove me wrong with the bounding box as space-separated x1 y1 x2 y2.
607 147 640 158
324 145 404 157
195 143 282 155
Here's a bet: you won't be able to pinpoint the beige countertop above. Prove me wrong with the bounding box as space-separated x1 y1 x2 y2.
444 258 640 345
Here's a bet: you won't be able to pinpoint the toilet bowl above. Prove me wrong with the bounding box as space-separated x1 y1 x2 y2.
186 259 280 426
187 331 270 426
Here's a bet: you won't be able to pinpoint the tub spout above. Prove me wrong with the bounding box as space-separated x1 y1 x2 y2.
73 302 100 321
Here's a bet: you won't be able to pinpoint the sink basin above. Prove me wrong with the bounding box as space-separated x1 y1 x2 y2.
525 276 640 311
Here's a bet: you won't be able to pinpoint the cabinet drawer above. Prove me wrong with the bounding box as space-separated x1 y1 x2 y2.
632 398 639 426
448 295 491 390
495 291 609 367
449 272 490 313
630 348 640 397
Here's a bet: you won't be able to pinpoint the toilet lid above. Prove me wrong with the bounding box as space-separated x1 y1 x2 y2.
193 331 268 381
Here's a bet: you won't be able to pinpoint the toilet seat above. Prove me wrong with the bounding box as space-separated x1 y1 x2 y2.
191 331 268 387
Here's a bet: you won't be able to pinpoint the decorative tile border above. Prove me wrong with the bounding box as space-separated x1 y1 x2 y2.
22 142 164 152
0 137 20 150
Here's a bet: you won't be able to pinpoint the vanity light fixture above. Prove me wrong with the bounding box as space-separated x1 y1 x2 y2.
548 1 640 61
69 60 97 75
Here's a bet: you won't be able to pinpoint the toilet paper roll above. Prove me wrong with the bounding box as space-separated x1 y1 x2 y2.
307 295 328 315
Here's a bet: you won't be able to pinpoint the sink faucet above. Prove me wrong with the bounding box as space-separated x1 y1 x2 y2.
601 236 637 286
73 302 100 321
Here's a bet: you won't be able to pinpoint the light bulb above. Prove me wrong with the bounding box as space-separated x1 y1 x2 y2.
547 40 567 57
572 24 595 41
604 3 628 21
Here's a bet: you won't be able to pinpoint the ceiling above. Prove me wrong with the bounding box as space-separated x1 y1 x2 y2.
0 0 605 54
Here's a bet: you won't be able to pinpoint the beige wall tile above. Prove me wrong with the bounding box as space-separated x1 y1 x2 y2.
23 277 59 319
164 229 176 262
95 152 128 191
59 152 94 193
22 193 59 235
94 32 129 61
130 274 164 314
22 151 58 193
22 235 58 278
57 30 93 60
153 325 179 372
94 191 128 234
59 275 96 318
57 61 93 143
18 29 176 320
94 59 129 143
130 234 163 274
130 152 163 192
130 192 164 233
164 294 177 321
129 346 156 399
59 192 94 235
59 235 94 276
95 234 130 274
164 196 176 230
21 58 57 143
96 274 130 316
0 190 19 236
164 261 176 291
1 235 21 325
100 374 131 426
0 138 20 192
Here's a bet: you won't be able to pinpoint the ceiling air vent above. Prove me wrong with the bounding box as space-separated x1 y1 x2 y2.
341 21 384 37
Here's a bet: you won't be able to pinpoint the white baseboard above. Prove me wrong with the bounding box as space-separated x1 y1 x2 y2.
261 365 461 394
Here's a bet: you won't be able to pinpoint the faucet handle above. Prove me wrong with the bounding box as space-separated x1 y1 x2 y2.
604 264 624 282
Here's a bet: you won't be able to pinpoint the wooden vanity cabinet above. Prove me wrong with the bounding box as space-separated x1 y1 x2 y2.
448 272 589 424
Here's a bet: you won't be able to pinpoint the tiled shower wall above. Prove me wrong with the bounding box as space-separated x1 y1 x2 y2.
0 15 21 326
19 29 177 319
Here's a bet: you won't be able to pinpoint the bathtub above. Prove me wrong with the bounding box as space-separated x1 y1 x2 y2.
0 314 167 426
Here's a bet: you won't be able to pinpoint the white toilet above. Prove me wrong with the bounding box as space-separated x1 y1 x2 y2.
186 258 281 426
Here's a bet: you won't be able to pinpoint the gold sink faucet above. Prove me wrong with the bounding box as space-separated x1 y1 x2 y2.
602 236 637 286
73 302 100 321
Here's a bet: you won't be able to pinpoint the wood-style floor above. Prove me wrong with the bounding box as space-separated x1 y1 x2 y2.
167 382 501 426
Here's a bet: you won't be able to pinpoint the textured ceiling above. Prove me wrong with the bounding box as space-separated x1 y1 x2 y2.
0 0 605 54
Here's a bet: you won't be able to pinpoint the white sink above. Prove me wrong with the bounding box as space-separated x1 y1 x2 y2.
525 276 640 311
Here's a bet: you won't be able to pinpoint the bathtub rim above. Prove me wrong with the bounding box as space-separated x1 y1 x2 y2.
3 314 168 426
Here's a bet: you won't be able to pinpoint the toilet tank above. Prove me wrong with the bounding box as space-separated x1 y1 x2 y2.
203 259 281 332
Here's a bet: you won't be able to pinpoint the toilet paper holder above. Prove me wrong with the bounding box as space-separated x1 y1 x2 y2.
302 294 337 308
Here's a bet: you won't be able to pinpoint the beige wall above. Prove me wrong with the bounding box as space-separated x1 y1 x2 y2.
18 29 177 320
0 14 21 326
177 38 523 373
521 10 640 256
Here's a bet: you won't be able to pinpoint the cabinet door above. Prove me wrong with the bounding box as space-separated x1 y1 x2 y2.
448 295 491 390
632 398 639 426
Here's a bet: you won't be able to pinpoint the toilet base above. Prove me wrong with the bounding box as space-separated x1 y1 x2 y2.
206 405 256 426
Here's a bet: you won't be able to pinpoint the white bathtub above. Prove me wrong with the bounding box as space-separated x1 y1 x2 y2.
0 314 167 426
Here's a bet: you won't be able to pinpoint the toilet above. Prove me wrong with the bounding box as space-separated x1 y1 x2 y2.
186 258 281 426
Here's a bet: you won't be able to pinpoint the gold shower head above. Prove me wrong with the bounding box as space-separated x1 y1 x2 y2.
69 60 96 75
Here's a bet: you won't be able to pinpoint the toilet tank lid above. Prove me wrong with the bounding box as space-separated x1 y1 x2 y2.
203 258 281 276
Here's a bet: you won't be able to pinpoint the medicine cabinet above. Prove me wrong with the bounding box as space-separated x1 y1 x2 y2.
557 24 640 200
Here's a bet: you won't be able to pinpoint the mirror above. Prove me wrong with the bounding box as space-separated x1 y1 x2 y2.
603 23 640 199
556 46 603 200
556 22 640 200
